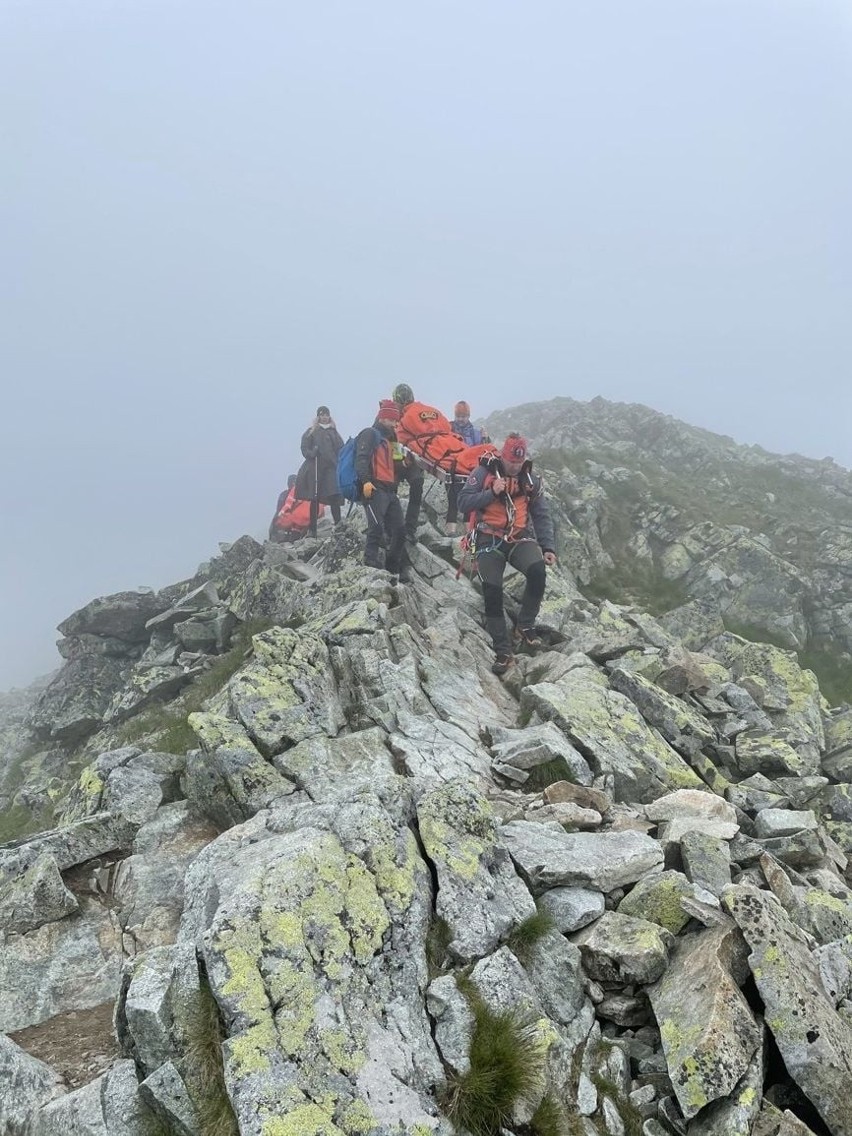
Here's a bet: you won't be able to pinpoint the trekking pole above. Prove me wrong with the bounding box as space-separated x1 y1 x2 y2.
312 455 319 535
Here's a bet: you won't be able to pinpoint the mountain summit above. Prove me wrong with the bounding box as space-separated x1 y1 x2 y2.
2 397 852 1136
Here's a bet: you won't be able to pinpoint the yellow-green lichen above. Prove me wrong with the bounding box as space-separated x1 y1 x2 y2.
79 767 105 799
261 1102 345 1136
738 1085 757 1108
418 783 495 882
339 1098 376 1133
321 1029 365 1076
229 1019 278 1075
218 917 271 1022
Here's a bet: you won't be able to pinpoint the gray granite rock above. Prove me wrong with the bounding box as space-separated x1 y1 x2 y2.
725 883 852 1136
574 911 673 984
0 852 78 935
0 1034 66 1135
418 780 535 962
538 886 605 932
648 921 760 1120
501 822 664 894
490 722 593 787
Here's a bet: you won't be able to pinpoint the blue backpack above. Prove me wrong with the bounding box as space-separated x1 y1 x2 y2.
336 430 381 502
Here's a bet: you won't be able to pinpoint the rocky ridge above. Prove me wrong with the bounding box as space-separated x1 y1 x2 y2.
485 397 852 686
1 400 852 1135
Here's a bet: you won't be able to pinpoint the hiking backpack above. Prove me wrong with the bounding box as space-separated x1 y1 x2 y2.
336 429 382 502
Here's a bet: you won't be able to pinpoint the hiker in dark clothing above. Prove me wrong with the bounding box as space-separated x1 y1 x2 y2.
457 433 557 676
356 400 412 583
295 405 344 535
391 383 424 542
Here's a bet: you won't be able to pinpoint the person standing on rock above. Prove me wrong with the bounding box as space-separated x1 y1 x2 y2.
295 405 344 536
355 399 412 583
457 432 557 675
391 383 425 543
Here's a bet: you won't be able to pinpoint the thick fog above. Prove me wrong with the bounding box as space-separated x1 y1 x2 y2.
2 0 851 689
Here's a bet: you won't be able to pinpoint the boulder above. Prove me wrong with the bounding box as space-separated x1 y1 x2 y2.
609 666 716 757
417 780 535 961
58 590 164 642
574 911 673 984
648 921 760 1119
725 884 852 1136
490 722 593 786
500 822 664 894
618 870 695 934
0 1034 66 1135
520 671 703 803
0 852 78 936
537 886 605 933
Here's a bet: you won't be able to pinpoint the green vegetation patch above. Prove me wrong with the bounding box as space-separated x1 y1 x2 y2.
444 978 546 1135
506 911 555 964
524 757 577 793
183 972 240 1136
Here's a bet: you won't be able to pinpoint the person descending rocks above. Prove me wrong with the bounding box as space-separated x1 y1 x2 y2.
391 383 425 543
457 432 557 675
446 400 492 534
356 399 412 583
269 474 321 542
295 405 344 536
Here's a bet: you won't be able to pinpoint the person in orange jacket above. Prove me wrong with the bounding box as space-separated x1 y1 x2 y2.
269 475 323 542
355 400 412 583
457 433 557 675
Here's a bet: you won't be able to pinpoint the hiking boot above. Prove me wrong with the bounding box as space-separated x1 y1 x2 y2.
513 626 543 652
491 653 515 676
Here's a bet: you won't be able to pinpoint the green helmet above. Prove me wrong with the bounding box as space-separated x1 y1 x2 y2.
392 383 414 406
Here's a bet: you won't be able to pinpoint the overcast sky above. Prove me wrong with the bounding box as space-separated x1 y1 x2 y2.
2 0 851 691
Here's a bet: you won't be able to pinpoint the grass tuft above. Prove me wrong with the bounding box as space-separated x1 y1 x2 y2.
183 973 239 1136
506 910 555 963
524 757 576 793
529 1093 582 1136
444 979 547 1136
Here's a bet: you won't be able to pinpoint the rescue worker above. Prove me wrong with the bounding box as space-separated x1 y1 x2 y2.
295 405 344 536
356 399 412 583
457 433 557 675
446 401 492 535
391 383 425 542
269 474 319 542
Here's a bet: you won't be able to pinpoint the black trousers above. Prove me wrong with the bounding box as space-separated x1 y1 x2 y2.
476 538 547 654
309 495 343 535
363 489 408 574
396 462 423 537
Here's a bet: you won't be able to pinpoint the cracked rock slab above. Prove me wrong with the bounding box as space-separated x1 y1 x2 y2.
724 883 852 1136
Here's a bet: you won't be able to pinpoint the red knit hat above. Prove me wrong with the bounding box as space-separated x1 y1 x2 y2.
378 399 401 422
501 433 527 462
454 400 470 417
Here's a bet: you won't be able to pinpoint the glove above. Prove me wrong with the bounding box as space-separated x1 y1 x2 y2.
362 482 376 499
